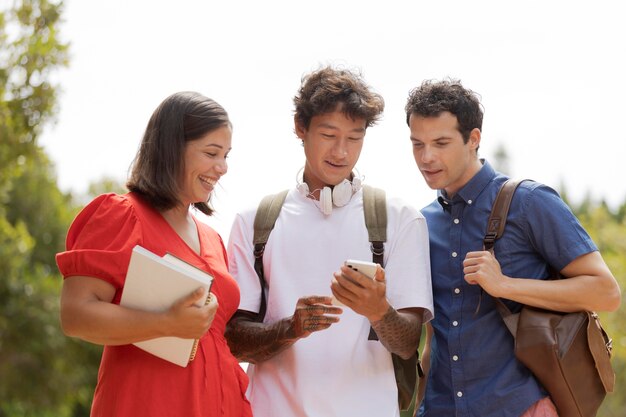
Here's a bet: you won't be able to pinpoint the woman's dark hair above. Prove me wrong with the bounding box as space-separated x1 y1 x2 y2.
293 66 385 129
127 91 230 215
405 78 483 143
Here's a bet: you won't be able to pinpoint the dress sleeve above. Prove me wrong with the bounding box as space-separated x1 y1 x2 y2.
55 193 143 289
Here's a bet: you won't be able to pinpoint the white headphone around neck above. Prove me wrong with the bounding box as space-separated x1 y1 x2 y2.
296 169 362 216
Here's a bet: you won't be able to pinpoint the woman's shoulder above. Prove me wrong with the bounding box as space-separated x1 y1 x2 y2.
77 193 138 224
66 193 141 248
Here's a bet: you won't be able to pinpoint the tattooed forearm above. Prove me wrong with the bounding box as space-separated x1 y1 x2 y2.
370 306 423 359
225 312 299 364
225 297 342 363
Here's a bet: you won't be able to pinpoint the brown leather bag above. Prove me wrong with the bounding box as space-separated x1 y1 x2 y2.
485 179 615 417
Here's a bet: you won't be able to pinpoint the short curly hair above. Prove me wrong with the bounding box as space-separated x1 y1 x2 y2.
405 78 483 142
293 66 385 129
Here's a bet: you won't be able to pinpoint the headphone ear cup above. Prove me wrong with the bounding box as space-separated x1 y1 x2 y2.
332 179 353 207
351 176 362 192
320 187 333 215
296 182 310 197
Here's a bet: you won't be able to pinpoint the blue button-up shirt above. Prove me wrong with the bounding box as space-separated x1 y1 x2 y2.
419 160 597 417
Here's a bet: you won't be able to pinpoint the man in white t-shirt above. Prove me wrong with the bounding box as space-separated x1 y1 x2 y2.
225 66 433 417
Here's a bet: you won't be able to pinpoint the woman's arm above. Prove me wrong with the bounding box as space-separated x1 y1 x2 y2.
60 275 218 345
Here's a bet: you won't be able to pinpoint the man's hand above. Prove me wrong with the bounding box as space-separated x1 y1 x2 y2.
463 251 508 297
331 264 389 321
289 296 343 339
225 295 341 363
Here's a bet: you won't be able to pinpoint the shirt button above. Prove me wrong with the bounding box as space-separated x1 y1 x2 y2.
452 320 459 327
453 218 460 224
454 288 461 294
453 355 459 361
452 252 458 257
457 391 463 397
467 200 473 205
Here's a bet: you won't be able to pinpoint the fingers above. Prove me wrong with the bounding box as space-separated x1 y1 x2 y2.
300 295 335 306
373 265 385 282
293 295 342 337
174 287 208 309
296 296 343 316
206 292 219 307
301 316 337 332
165 288 218 339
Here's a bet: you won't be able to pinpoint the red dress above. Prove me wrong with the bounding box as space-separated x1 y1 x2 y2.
56 193 252 417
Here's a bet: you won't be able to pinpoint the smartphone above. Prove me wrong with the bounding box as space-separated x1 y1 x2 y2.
331 259 379 306
344 259 378 279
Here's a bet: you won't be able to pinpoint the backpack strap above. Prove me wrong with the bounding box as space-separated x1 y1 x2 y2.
252 189 288 322
364 185 423 410
362 185 387 266
363 185 386 340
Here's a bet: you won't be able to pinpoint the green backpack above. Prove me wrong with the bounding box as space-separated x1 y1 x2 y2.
251 184 420 411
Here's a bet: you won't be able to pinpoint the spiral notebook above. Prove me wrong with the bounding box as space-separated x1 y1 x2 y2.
120 245 213 367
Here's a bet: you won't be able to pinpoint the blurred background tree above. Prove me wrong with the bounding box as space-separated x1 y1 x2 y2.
574 199 626 416
0 1 99 416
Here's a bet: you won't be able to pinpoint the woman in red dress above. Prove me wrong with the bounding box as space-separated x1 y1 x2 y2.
56 92 252 417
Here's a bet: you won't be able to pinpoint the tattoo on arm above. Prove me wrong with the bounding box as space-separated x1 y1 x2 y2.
370 306 423 359
225 311 299 364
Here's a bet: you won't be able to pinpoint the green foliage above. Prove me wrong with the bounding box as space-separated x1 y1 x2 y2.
86 176 127 200
0 1 100 416
0 0 68 201
6 149 76 267
573 200 626 417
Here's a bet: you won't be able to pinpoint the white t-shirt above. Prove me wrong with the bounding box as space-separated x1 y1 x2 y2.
227 187 433 417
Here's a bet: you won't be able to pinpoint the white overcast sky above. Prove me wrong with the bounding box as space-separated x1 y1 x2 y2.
39 0 626 238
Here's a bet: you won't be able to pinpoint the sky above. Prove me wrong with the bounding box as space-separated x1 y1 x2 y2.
39 0 626 239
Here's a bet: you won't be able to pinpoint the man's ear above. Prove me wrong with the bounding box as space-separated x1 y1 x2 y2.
468 128 481 152
294 116 306 140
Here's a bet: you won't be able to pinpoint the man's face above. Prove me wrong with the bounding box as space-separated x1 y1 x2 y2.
296 111 366 194
408 111 481 197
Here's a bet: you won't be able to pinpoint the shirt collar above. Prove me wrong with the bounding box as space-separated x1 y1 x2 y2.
437 159 497 211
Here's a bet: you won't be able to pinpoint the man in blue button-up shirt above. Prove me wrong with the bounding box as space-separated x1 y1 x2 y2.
404 79 621 417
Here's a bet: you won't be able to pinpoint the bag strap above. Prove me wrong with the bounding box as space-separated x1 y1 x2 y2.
484 179 525 251
485 179 616 395
362 185 387 266
362 185 386 341
252 189 288 322
483 179 526 334
364 185 422 410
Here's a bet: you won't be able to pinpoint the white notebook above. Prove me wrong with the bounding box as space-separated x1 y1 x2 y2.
120 245 213 367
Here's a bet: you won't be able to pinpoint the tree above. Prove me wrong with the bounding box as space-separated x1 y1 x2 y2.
574 200 626 417
0 1 100 416
491 142 512 176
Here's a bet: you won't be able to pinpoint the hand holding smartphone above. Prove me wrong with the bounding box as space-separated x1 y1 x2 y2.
331 259 378 306
344 259 378 279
